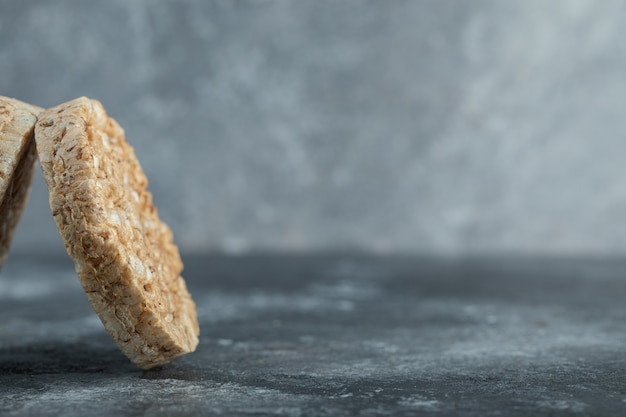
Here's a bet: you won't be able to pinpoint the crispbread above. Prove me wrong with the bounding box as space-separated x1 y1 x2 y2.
0 97 41 270
35 97 199 369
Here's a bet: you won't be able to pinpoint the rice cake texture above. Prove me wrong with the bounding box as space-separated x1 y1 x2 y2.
35 97 199 369
0 97 40 270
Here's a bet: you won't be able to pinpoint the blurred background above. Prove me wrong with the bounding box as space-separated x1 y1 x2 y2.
3 0 626 257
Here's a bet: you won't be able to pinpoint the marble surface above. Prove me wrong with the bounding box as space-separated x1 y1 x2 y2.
4 1 626 255
1 254 626 416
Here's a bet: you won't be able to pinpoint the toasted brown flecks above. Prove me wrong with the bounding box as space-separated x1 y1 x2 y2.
0 97 41 270
35 97 199 369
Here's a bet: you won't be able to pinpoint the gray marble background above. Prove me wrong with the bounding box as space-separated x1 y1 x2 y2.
2 0 626 256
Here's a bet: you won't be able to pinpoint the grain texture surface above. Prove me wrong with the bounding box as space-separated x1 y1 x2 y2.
35 97 199 369
0 97 40 269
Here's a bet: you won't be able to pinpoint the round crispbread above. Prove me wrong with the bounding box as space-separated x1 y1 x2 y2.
0 97 40 270
35 97 199 369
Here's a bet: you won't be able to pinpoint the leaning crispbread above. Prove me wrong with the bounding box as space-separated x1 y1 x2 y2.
0 97 41 270
34 97 199 369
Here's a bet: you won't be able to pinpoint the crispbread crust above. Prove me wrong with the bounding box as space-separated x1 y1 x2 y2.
35 97 199 369
0 97 40 270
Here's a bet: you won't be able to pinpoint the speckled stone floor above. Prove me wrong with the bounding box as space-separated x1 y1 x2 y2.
1 254 626 416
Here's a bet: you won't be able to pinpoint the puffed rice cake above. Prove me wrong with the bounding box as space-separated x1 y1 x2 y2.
35 97 199 369
0 97 40 270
